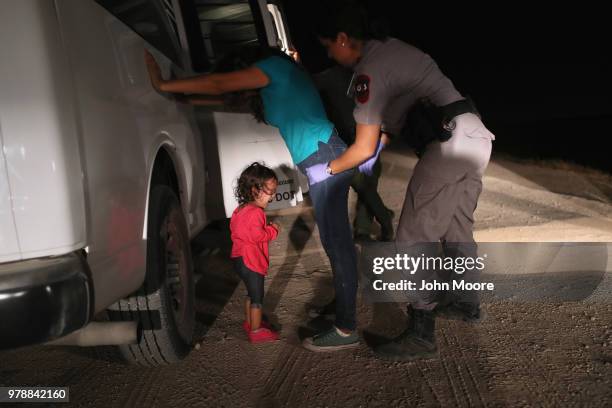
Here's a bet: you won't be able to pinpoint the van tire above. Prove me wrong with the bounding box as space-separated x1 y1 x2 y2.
113 185 195 366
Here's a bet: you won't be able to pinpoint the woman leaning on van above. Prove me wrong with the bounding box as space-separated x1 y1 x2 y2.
144 46 377 352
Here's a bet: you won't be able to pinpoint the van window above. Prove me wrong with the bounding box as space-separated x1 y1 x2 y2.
95 0 182 67
196 1 259 67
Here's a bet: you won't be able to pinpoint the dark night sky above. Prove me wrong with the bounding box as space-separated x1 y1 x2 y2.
282 1 611 171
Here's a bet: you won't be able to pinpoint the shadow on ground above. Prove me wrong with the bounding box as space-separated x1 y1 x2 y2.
191 218 238 342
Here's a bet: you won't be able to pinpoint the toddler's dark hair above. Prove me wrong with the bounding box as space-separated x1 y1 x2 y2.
235 162 278 205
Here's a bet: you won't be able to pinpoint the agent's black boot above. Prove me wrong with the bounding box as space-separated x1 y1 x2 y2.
436 301 485 323
374 306 437 361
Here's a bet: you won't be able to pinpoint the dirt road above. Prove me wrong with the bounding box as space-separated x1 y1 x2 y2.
1 145 611 407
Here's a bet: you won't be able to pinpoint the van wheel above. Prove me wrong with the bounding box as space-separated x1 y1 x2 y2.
114 185 195 366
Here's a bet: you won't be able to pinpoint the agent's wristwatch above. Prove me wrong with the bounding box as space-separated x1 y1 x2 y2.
325 163 333 175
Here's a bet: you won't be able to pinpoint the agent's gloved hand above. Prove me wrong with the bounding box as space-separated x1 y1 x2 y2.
358 140 385 175
305 163 332 185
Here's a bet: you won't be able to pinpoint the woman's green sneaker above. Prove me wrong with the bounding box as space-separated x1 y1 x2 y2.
302 327 359 352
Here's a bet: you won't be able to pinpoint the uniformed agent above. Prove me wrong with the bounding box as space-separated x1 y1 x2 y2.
314 4 495 360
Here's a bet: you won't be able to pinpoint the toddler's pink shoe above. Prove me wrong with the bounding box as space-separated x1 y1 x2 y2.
248 327 279 343
242 320 272 333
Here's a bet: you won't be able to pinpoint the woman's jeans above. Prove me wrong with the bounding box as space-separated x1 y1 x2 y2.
298 131 358 331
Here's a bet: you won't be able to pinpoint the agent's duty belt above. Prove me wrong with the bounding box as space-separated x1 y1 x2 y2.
439 97 480 134
400 96 481 157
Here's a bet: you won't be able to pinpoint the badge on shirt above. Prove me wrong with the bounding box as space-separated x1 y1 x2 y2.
354 74 370 104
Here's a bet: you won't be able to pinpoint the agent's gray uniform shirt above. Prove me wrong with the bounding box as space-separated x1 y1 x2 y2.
352 38 463 135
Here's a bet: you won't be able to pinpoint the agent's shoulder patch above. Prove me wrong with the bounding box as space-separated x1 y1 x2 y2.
354 74 371 104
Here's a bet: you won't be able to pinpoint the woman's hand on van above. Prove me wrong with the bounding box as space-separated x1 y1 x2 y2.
144 50 163 91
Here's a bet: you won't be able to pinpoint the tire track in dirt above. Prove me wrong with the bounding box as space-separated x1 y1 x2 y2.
134 367 167 408
257 345 313 407
413 361 444 406
65 363 115 407
439 324 488 407
116 368 155 407
437 338 466 406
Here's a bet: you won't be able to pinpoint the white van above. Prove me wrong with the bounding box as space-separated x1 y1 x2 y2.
0 0 303 365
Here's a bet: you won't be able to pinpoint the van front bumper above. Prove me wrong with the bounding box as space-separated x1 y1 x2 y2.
0 252 92 349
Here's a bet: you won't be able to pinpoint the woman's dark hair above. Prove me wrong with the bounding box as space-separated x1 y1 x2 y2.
314 1 388 41
234 162 278 205
214 47 294 123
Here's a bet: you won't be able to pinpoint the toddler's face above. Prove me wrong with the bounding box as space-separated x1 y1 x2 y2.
253 178 278 209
